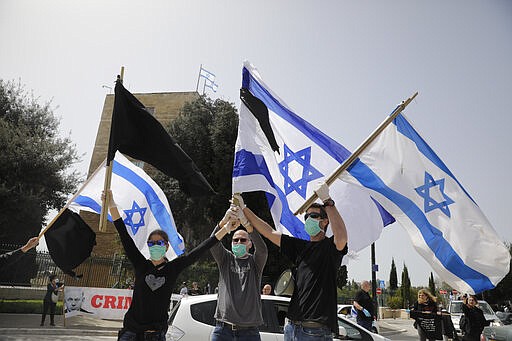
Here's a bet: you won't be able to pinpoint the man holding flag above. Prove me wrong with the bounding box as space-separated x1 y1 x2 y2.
231 186 347 340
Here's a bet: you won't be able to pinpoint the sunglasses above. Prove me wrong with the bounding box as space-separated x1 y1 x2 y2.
147 240 166 247
304 212 324 220
232 238 248 243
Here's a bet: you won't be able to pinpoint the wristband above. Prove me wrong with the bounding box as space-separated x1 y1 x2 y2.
323 199 335 207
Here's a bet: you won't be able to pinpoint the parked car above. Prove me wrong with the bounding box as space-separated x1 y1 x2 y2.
337 304 380 334
448 300 502 333
482 324 512 341
167 294 390 340
496 311 512 326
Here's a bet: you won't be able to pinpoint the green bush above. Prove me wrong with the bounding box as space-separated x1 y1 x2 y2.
0 300 63 314
387 295 403 309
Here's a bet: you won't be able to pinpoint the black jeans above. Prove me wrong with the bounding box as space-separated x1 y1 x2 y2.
41 300 56 325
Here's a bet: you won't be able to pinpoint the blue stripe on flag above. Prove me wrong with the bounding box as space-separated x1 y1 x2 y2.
347 159 494 292
74 195 112 221
393 114 476 204
234 149 308 239
242 67 395 226
112 160 183 256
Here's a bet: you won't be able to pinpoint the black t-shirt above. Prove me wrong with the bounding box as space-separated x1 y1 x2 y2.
354 290 374 321
280 234 347 333
114 219 217 333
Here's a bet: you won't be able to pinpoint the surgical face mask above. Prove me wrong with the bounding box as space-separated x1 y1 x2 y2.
231 244 247 258
305 217 322 237
149 245 167 261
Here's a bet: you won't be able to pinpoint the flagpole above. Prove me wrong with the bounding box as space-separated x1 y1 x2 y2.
38 159 107 237
99 67 124 232
196 64 202 93
293 91 418 215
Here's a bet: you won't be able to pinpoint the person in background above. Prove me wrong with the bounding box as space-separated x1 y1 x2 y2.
41 274 64 326
262 284 272 295
189 282 201 296
461 295 489 341
179 282 188 296
353 280 375 331
410 289 440 341
0 237 39 268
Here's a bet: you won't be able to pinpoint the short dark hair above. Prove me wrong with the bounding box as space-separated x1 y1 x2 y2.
49 274 57 282
147 229 169 243
307 203 327 219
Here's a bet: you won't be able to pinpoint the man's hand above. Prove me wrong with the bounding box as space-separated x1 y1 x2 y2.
231 193 246 209
219 206 238 228
362 308 371 317
314 181 331 202
231 205 250 229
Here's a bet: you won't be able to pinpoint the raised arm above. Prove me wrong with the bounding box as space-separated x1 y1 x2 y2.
232 194 282 247
104 190 146 267
315 182 347 250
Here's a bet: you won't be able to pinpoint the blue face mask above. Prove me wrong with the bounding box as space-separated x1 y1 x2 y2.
304 217 323 237
149 245 167 261
231 244 247 258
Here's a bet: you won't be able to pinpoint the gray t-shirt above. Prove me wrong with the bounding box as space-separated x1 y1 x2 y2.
210 228 268 326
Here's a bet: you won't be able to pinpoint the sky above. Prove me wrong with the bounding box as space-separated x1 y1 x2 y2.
1 0 511 287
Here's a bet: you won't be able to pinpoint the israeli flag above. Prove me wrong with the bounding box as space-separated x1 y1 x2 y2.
199 67 216 83
204 80 219 93
232 62 394 252
70 152 184 260
340 113 510 293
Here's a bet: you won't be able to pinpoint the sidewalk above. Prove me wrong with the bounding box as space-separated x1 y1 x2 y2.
0 313 122 336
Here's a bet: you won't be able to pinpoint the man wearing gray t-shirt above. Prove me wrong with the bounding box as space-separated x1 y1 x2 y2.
211 203 268 341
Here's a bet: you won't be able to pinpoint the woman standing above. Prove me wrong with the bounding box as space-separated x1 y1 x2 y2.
104 190 238 341
461 295 489 341
410 289 441 341
40 274 63 326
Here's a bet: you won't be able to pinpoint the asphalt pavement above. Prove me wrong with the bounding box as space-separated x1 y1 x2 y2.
0 313 416 340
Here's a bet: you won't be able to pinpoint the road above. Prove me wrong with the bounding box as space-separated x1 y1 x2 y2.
380 318 421 340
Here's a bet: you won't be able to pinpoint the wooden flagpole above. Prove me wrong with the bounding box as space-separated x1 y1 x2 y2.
293 91 418 215
38 159 107 238
99 67 124 232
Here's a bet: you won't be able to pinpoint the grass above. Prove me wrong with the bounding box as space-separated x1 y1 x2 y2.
0 299 63 314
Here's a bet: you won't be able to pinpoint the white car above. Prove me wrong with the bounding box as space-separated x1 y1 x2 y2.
448 300 502 333
167 294 390 340
337 304 380 334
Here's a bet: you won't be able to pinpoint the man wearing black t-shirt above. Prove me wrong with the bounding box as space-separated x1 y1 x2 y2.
232 182 348 341
353 280 374 331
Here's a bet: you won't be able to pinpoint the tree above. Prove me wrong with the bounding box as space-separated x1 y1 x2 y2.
428 272 436 297
389 258 398 291
400 263 412 308
0 79 80 283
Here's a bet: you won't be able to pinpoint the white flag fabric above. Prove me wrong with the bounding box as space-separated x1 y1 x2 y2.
340 113 510 293
232 62 394 252
199 67 216 83
70 152 184 260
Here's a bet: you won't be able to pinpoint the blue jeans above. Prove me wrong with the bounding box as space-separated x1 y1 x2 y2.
284 322 332 341
117 329 166 341
211 323 261 341
356 318 372 331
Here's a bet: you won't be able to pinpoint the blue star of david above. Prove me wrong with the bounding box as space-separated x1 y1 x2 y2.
278 144 323 199
415 171 455 217
123 201 147 235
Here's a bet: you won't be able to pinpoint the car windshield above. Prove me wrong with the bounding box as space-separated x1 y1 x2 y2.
450 301 495 315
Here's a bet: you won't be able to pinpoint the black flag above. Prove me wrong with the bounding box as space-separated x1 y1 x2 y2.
45 209 96 277
108 81 215 196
